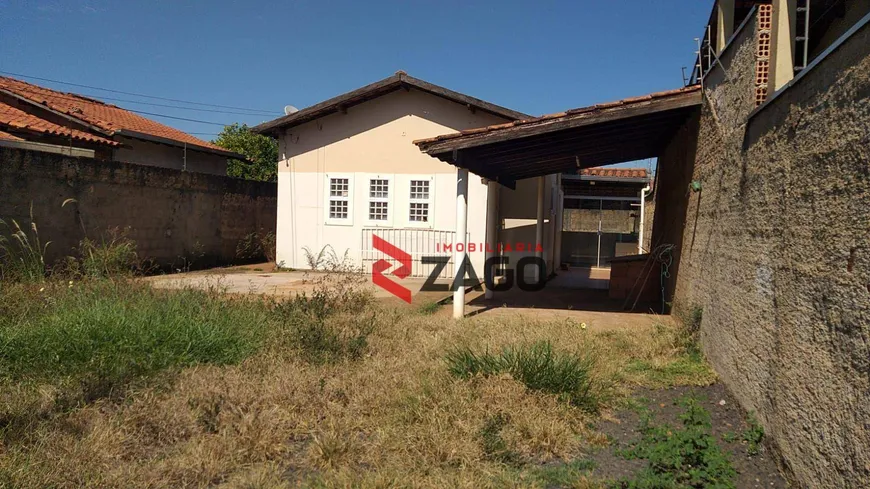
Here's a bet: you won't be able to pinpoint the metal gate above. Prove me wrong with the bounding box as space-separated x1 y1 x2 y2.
360 228 467 279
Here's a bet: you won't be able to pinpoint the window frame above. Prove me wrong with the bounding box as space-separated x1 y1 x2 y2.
365 175 394 227
406 176 435 229
324 173 354 226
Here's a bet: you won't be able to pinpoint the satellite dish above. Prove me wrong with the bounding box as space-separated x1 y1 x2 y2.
284 105 299 115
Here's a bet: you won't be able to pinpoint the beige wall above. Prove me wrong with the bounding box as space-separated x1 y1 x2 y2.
275 88 515 274
113 136 228 176
278 89 507 174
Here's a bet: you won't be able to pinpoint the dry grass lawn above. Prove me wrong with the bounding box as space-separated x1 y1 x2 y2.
0 281 714 488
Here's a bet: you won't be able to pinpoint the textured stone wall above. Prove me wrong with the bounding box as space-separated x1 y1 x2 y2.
666 11 870 488
0 147 277 269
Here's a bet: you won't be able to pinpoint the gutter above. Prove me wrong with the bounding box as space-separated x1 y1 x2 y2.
114 129 248 160
562 174 651 184
0 139 95 158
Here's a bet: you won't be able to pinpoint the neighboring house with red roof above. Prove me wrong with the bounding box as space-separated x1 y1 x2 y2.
0 76 243 175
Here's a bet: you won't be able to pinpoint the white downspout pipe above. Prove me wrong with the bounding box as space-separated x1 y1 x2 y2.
535 176 545 283
638 183 651 254
453 168 469 319
554 185 563 271
484 180 499 300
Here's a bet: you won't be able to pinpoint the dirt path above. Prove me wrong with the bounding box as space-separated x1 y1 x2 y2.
591 383 789 488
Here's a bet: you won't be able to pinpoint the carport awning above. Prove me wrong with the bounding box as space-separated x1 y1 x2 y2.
414 85 701 188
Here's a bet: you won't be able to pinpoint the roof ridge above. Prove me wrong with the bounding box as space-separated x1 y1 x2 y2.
252 71 530 134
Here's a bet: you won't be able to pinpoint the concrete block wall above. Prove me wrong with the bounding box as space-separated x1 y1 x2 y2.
659 10 870 488
0 147 277 269
608 255 659 305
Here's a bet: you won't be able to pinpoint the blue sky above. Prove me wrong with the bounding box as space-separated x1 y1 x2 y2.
1 0 711 142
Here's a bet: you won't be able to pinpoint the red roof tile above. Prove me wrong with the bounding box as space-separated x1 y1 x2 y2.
0 129 24 141
0 76 228 153
0 101 119 146
580 167 648 179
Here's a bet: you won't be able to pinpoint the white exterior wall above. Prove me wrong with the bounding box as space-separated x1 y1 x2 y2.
275 89 511 277
499 174 561 280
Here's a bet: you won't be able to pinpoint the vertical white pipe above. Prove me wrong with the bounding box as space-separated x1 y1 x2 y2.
535 176 545 283
484 180 499 300
453 168 469 319
596 199 602 268
638 184 650 254
554 186 563 272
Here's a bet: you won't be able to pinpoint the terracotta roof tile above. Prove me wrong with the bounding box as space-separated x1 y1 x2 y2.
415 85 701 147
0 129 24 141
580 167 648 179
0 101 119 146
0 76 227 153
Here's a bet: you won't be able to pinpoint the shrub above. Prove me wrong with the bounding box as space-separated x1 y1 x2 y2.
446 347 503 378
279 305 376 364
235 231 276 263
270 291 376 364
446 341 602 412
0 207 48 283
268 248 375 363
300 245 372 315
77 227 139 278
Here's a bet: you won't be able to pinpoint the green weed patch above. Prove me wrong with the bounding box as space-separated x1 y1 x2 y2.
615 396 736 489
446 340 603 413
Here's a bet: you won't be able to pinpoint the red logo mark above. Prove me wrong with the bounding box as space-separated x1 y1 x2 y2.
371 235 412 303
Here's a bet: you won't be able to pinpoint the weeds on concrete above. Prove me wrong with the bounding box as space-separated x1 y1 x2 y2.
268 247 376 364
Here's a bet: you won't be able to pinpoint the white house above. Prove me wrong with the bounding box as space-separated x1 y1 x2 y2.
254 72 562 285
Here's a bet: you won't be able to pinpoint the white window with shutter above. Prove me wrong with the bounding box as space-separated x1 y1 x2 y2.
325 174 353 226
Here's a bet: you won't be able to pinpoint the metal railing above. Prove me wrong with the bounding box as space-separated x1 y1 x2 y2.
360 228 468 278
